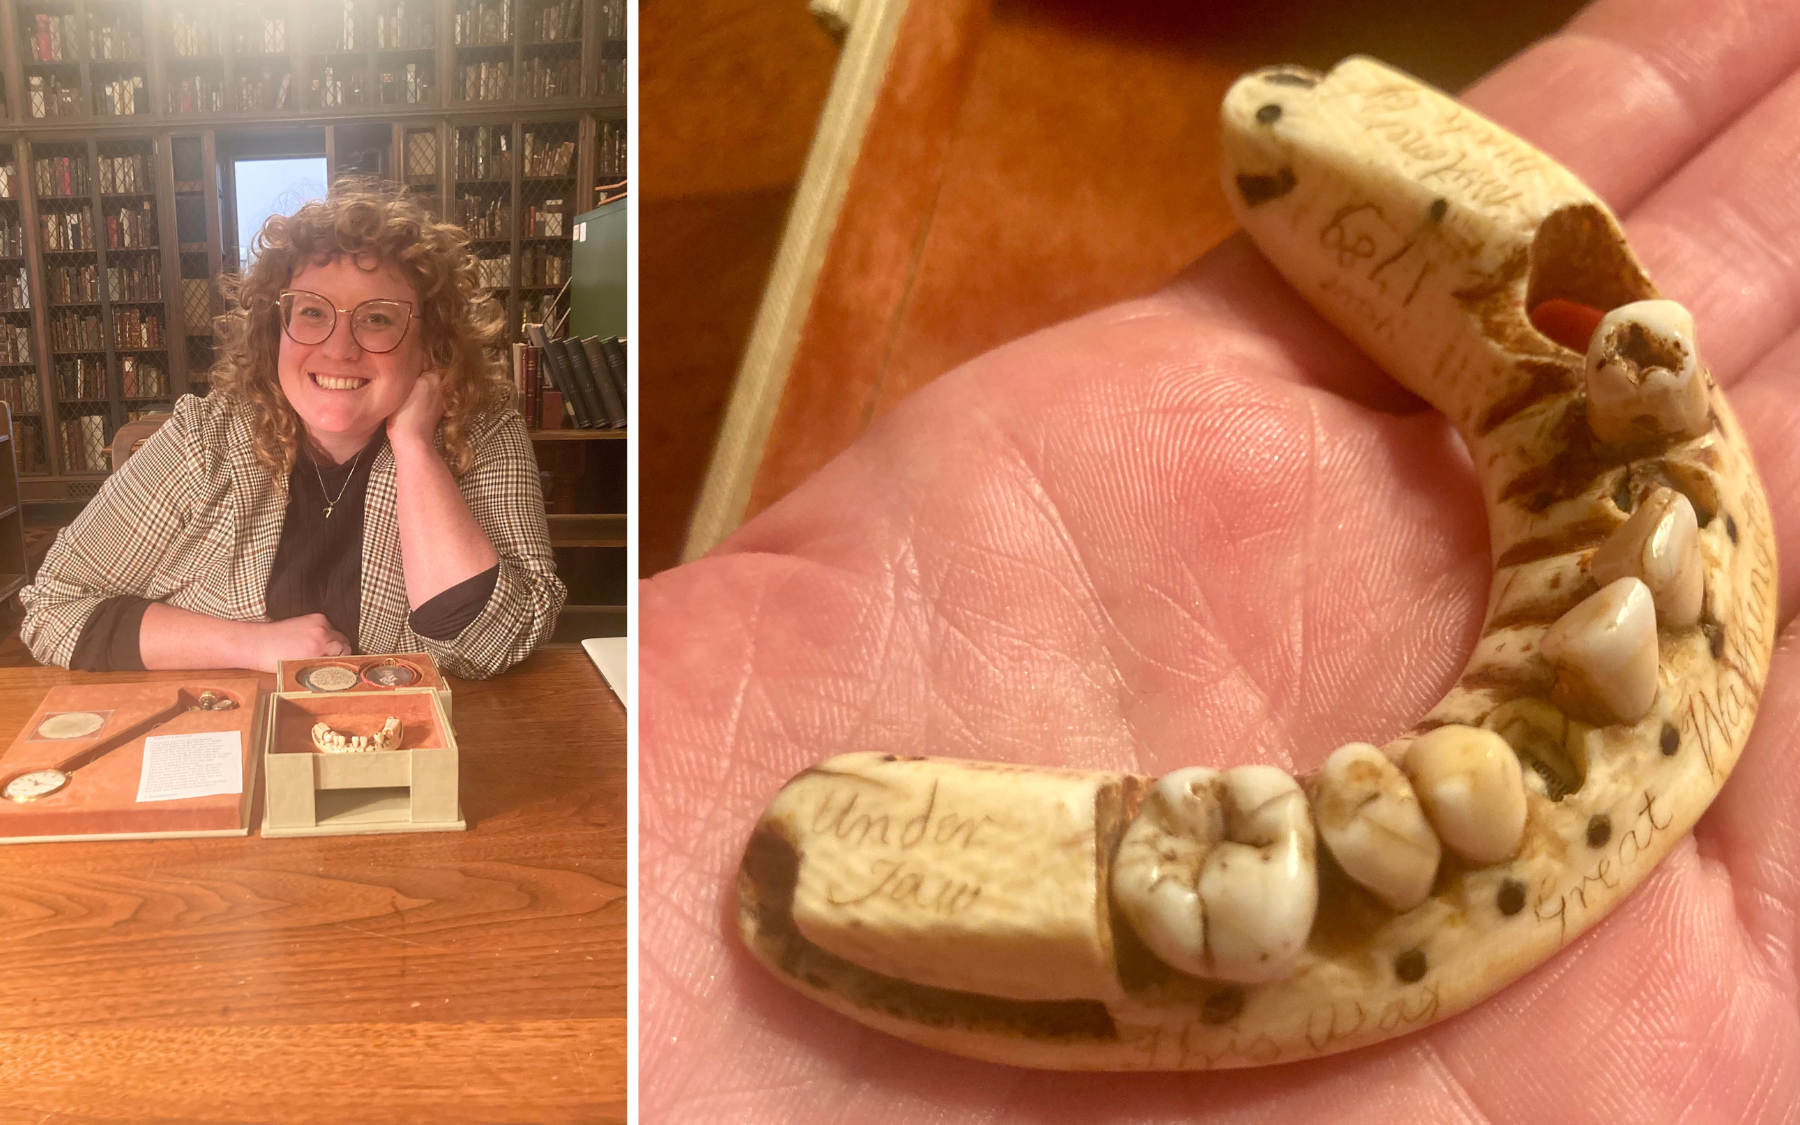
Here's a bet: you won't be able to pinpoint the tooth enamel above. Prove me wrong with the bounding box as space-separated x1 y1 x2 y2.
1403 725 1527 866
1198 766 1317 982
1589 487 1702 629
1540 576 1661 726
1112 767 1224 980
1313 743 1441 911
1113 765 1317 983
1584 300 1711 446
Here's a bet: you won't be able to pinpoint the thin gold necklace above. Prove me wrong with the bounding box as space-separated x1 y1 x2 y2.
312 446 366 519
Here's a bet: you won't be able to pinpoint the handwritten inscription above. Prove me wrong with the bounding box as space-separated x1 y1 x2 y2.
1349 82 1541 215
807 779 999 919
1532 790 1672 944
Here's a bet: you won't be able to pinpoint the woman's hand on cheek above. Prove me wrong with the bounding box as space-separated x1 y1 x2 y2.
385 368 445 449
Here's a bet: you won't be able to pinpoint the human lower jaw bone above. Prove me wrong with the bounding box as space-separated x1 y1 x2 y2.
735 56 1777 1069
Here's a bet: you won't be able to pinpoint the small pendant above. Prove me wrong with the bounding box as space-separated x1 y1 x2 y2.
323 504 334 519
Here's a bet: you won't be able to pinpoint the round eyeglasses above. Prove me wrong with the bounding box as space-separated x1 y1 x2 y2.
279 290 415 354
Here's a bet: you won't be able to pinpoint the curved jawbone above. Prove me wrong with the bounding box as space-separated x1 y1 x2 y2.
734 57 1778 1070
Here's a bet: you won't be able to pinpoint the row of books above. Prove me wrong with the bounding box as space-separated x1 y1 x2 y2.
456 195 509 238
34 155 89 198
99 155 151 195
0 267 27 312
170 13 224 57
60 413 106 472
454 126 510 180
0 371 39 411
26 12 79 63
40 208 96 251
51 312 102 351
520 57 578 101
519 245 567 287
238 70 293 112
521 325 625 430
0 218 21 258
377 3 437 49
114 309 163 349
14 419 41 472
459 61 511 102
121 355 169 398
48 263 98 304
0 163 16 199
0 322 32 367
99 75 147 117
108 203 157 250
526 0 582 42
521 135 574 178
26 75 80 119
474 254 511 289
167 77 226 115
453 0 513 46
88 19 144 62
523 201 564 237
109 263 163 302
55 355 107 398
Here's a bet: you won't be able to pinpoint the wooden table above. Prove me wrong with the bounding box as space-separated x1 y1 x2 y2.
0 647 626 1125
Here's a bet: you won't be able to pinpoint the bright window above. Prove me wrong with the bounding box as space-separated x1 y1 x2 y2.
234 157 328 271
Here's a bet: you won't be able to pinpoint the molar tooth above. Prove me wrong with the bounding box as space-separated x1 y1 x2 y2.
1113 765 1317 983
1199 766 1317 982
1584 300 1710 445
1589 487 1702 628
1313 743 1441 911
1540 576 1660 726
1403 725 1526 866
1112 767 1224 981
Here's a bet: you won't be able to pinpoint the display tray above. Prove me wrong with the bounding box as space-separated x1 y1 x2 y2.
0 679 264 843
277 653 452 725
262 688 463 838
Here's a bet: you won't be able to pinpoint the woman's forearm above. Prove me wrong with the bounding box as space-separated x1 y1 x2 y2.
391 434 501 609
139 602 259 670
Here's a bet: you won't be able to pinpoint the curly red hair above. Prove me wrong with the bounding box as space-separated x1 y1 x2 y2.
210 179 512 481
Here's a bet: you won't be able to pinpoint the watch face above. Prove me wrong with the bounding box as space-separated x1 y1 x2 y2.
300 664 361 692
363 661 420 688
3 769 68 802
34 711 106 740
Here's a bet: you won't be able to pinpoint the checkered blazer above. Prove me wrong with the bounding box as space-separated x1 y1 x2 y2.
18 392 567 678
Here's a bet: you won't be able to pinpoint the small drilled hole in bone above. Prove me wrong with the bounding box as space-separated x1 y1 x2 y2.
1660 723 1680 756
1704 619 1725 659
1497 879 1526 916
1428 198 1447 223
1202 987 1245 1025
1394 949 1427 983
1255 103 1281 124
1726 514 1739 544
1586 814 1612 849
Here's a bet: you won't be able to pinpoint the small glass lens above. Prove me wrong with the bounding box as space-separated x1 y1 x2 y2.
282 291 336 344
350 300 409 353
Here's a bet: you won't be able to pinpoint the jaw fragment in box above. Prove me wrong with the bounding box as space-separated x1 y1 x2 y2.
733 56 1777 1069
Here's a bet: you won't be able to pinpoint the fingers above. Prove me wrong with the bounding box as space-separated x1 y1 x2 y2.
1463 0 1800 212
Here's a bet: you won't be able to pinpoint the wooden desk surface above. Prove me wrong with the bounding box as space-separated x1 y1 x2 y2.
0 647 626 1125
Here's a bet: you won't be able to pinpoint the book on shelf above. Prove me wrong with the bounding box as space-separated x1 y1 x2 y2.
525 324 589 428
561 335 613 427
579 337 625 428
597 336 627 414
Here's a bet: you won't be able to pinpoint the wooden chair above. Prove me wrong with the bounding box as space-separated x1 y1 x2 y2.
107 412 174 472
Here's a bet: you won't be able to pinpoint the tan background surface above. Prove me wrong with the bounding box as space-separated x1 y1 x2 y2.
640 0 1591 575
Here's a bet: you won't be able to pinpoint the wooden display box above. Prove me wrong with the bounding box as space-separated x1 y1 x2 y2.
277 652 453 726
0 679 264 843
262 687 464 838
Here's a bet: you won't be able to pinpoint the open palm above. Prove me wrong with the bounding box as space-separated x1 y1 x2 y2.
643 1 1800 1119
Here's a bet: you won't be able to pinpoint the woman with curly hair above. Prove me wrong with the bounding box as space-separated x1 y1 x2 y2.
17 182 566 678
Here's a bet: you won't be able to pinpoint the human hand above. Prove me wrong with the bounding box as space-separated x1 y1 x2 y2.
642 0 1800 1120
242 613 353 673
385 367 444 451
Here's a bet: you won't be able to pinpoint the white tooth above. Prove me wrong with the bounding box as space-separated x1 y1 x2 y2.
1589 487 1702 629
1112 767 1224 980
1540 576 1660 726
1198 766 1317 982
1585 299 1710 445
1313 743 1441 911
1113 765 1317 983
1403 725 1526 866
